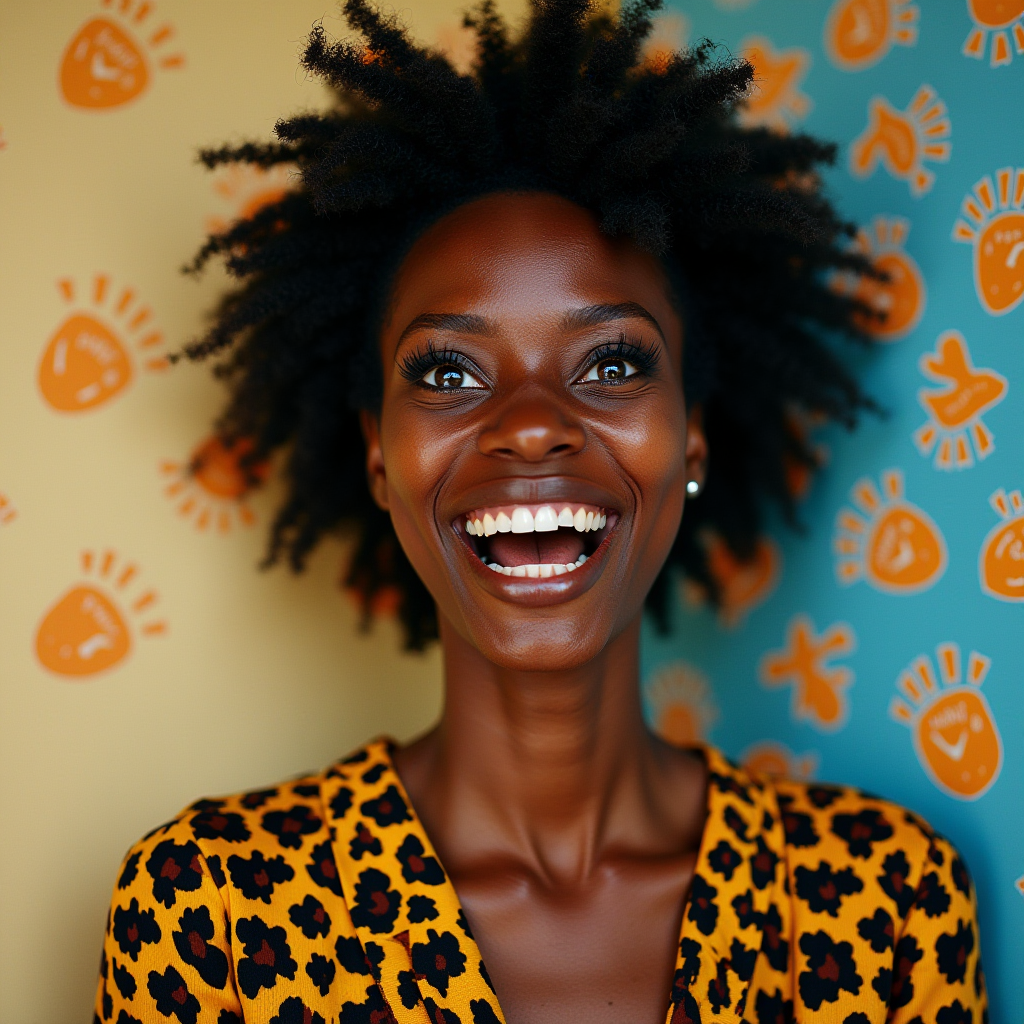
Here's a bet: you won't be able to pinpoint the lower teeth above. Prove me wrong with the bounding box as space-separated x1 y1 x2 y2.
487 554 588 576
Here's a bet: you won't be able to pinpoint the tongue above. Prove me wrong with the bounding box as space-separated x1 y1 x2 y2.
489 530 585 567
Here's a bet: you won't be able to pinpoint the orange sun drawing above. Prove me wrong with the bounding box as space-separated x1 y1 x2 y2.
952 166 1024 317
741 740 818 782
59 0 184 110
849 84 951 197
737 37 812 133
914 331 1007 471
833 469 947 593
160 435 268 533
824 0 919 71
979 487 1024 602
38 275 168 414
0 492 17 527
682 533 780 628
759 616 856 732
35 549 167 679
962 0 1024 65
645 662 719 747
836 215 926 340
204 164 293 237
890 643 1003 800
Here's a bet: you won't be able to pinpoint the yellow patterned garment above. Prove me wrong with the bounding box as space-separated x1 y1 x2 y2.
95 740 986 1024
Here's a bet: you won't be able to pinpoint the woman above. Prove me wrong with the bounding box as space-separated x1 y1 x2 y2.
95 1 985 1021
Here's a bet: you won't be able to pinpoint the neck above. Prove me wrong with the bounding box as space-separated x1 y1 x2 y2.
395 615 697 883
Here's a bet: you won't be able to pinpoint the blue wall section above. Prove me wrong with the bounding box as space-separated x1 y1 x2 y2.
641 3 1023 1020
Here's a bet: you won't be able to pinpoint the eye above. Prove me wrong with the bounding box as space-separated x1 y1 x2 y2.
422 363 484 389
581 356 639 383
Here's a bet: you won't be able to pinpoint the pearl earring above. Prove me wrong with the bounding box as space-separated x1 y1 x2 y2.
687 479 702 496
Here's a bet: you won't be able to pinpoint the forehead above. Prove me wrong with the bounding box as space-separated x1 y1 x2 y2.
382 192 682 342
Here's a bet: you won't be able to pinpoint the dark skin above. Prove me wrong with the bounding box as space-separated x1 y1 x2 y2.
360 192 709 1024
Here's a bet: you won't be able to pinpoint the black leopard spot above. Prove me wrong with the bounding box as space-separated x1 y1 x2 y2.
936 920 974 984
478 959 494 993
782 811 819 848
360 785 411 828
118 852 141 890
762 809 775 831
289 895 332 939
831 809 893 859
261 805 322 850
471 1000 502 1024
724 805 750 841
707 958 731 1013
235 916 298 998
806 785 842 809
708 839 742 881
730 938 757 981
330 787 354 818
732 889 758 929
750 836 780 889
113 898 161 961
950 854 972 896
217 1013 242 1024
754 987 793 1024
205 854 226 889
306 840 344 896
361 763 387 785
408 895 440 922
686 874 719 935
146 840 204 909
710 770 753 804
293 783 320 797
398 970 421 1008
270 996 326 1024
172 906 229 989
240 788 278 810
335 935 385 977
795 862 863 916
669 987 701 1024
227 850 294 903
396 834 446 886
889 935 924 1010
116 1012 143 1024
423 998 461 1024
351 868 402 933
798 931 862 1010
936 1001 973 1024
915 871 952 918
190 810 251 844
857 908 894 952
349 822 382 860
871 966 892 1003
338 983 392 1023
412 929 467 997
306 953 336 996
112 960 136 1000
759 903 789 973
147 966 201 1024
456 909 474 939
843 1015 871 1024
878 850 915 917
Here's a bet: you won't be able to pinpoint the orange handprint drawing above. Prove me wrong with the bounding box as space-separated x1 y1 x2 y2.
837 215 926 340
38 275 168 413
741 741 818 782
849 85 951 197
682 534 780 628
160 435 268 533
952 167 1024 316
59 0 183 110
962 0 1024 65
833 469 947 593
760 616 856 731
979 487 1024 602
914 331 1007 470
824 0 919 71
35 549 167 678
890 643 1003 800
644 662 719 747
737 37 812 133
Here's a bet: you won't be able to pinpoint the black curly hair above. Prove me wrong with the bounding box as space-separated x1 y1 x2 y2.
184 0 876 650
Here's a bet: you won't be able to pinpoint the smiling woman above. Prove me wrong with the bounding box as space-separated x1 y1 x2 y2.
94 1 986 1022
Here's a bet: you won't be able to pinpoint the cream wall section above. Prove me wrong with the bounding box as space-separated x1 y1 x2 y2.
0 4 494 1023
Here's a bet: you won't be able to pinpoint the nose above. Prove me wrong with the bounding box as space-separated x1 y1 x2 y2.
477 396 586 462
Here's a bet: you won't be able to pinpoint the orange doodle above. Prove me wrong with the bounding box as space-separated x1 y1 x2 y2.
914 331 1007 471
759 616 856 731
737 37 812 133
645 662 719 747
35 549 167 679
833 468 947 593
952 166 1024 316
59 0 183 110
160 435 268 533
0 492 16 526
641 14 690 74
890 643 1003 800
838 215 926 340
962 0 1024 65
979 487 1024 602
205 164 293 237
824 0 919 71
741 741 818 782
683 534 780 627
1016 875 1024 898
849 84 951 197
38 275 168 413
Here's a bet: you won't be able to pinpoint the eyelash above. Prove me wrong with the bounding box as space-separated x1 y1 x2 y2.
398 343 480 386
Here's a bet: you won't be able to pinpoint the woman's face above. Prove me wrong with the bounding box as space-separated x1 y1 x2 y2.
364 192 705 670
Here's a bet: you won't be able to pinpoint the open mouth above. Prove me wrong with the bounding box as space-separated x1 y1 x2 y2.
457 503 617 578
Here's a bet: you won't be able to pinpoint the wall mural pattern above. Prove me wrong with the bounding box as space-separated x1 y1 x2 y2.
0 1 1020 1022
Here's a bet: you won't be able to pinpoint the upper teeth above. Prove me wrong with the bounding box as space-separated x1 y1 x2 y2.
465 506 607 536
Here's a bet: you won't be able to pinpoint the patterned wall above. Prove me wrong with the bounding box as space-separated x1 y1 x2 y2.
0 2 1019 1023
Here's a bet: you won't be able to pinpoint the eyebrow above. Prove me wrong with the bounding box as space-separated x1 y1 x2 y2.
397 312 492 345
561 302 666 341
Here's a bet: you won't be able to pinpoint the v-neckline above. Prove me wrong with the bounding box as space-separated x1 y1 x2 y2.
319 739 785 1024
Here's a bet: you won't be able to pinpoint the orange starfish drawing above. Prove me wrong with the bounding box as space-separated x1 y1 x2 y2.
738 37 812 133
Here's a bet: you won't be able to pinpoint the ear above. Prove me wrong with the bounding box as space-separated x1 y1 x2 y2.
359 410 390 511
685 404 708 491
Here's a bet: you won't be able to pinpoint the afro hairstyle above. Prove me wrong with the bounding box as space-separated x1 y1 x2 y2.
185 0 877 649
